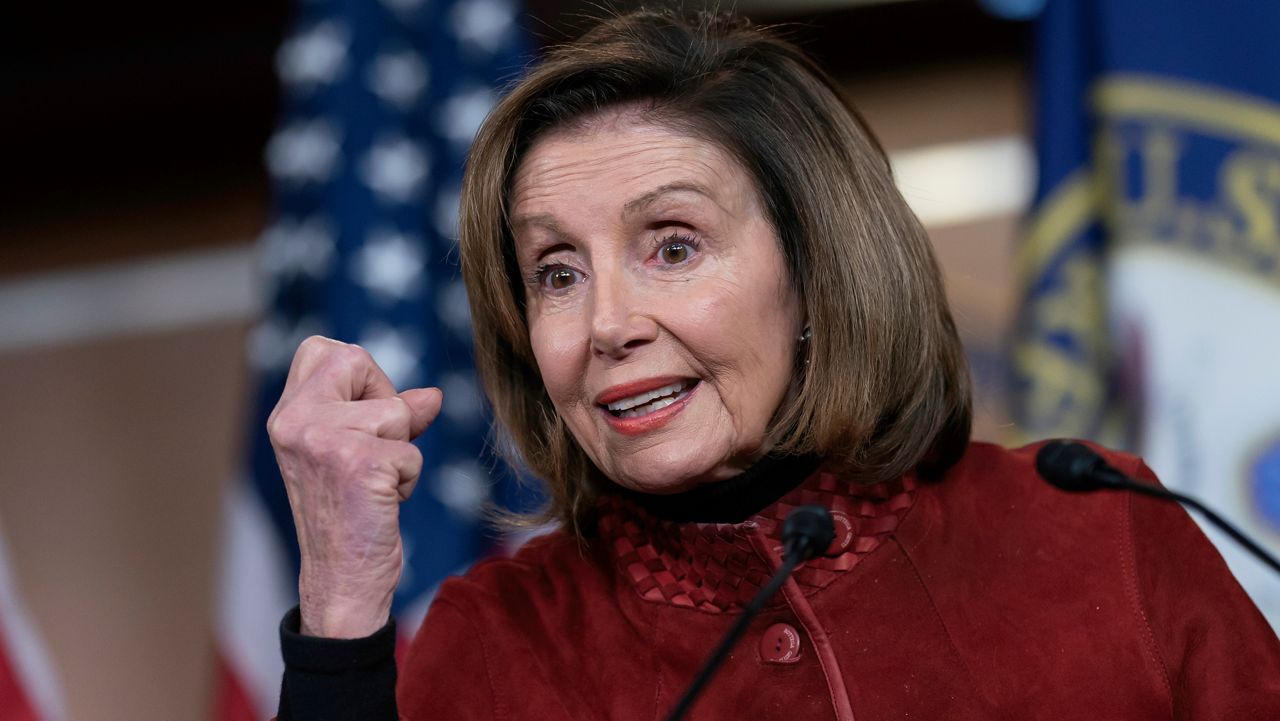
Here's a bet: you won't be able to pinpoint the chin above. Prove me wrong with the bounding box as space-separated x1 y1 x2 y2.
606 446 727 496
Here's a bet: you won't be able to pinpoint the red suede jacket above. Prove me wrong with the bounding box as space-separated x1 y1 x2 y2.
399 442 1280 720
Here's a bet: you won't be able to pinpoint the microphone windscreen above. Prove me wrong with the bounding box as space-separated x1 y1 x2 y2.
1035 440 1105 492
782 505 835 561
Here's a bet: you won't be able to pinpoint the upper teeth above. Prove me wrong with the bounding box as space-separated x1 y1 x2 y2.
606 381 689 412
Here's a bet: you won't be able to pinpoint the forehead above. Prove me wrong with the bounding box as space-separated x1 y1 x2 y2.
509 108 758 217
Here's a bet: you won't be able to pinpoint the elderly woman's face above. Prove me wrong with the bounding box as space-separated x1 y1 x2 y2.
510 109 804 494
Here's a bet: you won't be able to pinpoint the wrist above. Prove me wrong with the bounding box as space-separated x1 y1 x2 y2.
298 589 393 639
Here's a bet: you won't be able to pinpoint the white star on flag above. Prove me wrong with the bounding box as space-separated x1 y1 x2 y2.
359 135 430 203
248 314 330 372
358 324 421 388
438 86 497 147
437 279 473 339
367 49 431 109
259 215 336 279
439 371 483 425
276 21 350 91
351 228 427 302
450 0 516 55
266 120 342 183
432 461 489 518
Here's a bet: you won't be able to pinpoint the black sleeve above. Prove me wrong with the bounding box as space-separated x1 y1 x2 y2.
277 606 399 721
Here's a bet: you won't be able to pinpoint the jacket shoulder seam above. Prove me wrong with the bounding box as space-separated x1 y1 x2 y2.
1117 458 1175 710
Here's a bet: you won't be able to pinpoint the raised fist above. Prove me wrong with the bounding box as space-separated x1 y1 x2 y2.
267 336 443 638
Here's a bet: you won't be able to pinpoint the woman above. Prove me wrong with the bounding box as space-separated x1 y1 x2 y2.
268 9 1280 720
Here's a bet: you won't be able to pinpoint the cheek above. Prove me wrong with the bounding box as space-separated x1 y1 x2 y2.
695 273 799 408
528 314 586 407
663 285 742 359
670 281 789 380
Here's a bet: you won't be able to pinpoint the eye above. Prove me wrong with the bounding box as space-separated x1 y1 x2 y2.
537 265 582 291
660 242 689 264
656 232 698 265
548 268 577 289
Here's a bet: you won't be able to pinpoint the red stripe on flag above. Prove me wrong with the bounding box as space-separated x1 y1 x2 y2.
214 649 259 721
0 623 40 721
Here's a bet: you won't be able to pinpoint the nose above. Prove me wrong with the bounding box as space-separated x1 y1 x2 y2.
589 268 658 359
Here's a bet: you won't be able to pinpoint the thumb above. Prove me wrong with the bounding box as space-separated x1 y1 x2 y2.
399 387 444 439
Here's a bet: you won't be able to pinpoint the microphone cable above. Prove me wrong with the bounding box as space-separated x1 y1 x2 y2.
1036 439 1280 576
662 505 834 721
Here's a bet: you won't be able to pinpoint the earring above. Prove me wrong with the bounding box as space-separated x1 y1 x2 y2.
798 326 812 365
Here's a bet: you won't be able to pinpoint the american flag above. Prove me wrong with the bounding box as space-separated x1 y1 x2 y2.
214 0 533 717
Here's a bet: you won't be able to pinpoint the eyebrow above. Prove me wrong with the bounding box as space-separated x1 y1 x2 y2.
508 181 719 262
508 213 568 266
509 212 567 236
622 182 715 217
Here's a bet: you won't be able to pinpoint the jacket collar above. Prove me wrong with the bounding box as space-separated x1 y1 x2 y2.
596 468 919 613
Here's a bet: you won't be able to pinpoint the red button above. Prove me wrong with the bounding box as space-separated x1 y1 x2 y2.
825 510 854 556
759 622 803 664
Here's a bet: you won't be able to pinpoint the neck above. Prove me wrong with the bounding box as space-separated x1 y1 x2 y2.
616 453 823 524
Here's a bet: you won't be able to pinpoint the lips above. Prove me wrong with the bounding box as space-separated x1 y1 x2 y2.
595 376 696 406
595 376 700 435
604 380 691 415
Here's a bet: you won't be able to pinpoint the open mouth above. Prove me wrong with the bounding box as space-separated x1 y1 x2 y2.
603 379 698 419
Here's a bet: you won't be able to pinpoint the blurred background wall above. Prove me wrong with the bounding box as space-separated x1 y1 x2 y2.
2 2 284 717
2 0 1270 719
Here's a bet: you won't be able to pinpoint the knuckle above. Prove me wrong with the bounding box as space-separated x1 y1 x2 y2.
326 444 364 475
266 413 283 442
312 444 354 476
295 335 331 361
313 434 381 478
267 408 300 446
297 423 337 457
403 442 423 466
334 342 372 369
297 336 372 374
299 334 334 351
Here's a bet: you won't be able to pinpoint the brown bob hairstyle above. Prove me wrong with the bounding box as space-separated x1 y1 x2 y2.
459 8 971 532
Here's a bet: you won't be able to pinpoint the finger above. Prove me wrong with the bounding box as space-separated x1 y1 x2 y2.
293 398 418 441
346 346 399 401
373 437 424 501
294 342 398 403
280 335 344 403
398 388 444 439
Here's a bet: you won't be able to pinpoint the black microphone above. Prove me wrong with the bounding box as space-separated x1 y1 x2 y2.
663 505 834 721
1035 440 1280 576
782 505 837 562
1035 439 1131 492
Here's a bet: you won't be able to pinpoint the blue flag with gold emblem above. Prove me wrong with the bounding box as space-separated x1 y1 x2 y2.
1013 0 1280 630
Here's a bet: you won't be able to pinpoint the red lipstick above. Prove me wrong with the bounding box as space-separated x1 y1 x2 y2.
594 376 693 406
596 377 699 437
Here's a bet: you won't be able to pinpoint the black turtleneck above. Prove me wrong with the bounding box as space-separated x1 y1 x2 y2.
616 453 824 524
